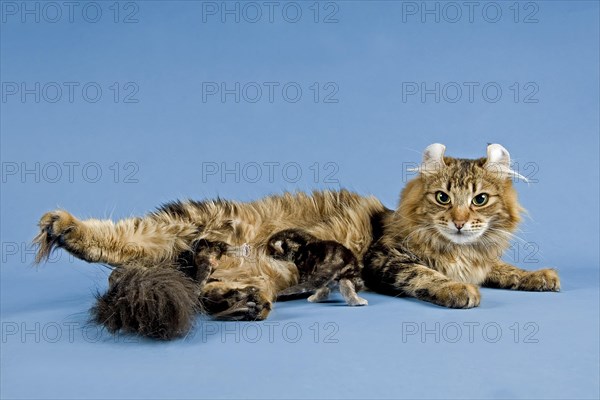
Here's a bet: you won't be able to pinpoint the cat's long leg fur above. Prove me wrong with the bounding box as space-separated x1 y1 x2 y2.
363 247 481 308
483 262 560 291
33 210 198 266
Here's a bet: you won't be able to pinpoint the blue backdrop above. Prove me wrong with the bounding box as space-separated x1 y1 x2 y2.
1 1 599 399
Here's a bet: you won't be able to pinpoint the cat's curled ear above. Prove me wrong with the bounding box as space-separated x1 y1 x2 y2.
412 143 446 175
484 144 527 181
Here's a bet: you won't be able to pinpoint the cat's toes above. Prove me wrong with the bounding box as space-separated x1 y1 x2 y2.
33 210 79 263
436 283 481 309
39 210 77 241
202 284 272 321
236 286 272 321
520 268 561 292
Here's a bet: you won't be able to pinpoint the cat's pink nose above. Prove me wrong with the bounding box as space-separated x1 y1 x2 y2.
453 220 466 230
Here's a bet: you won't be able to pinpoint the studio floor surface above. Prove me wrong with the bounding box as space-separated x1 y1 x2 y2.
1 264 598 400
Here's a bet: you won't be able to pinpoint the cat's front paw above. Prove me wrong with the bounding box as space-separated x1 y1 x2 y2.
519 268 560 292
436 283 481 309
33 210 80 263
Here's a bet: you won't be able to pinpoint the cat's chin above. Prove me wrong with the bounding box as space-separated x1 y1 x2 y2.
438 230 483 245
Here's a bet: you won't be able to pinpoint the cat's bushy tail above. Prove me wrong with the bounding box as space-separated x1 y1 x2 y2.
91 266 200 340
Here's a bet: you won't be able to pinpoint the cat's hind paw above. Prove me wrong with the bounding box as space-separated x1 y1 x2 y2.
33 210 79 263
201 284 272 321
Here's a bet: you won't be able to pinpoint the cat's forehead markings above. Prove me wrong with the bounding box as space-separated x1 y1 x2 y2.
443 159 494 191
425 157 501 192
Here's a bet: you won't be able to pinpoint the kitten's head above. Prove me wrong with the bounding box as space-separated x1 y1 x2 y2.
267 229 310 260
398 143 524 250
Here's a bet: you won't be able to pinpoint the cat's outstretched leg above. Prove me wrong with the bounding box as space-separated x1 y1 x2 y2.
483 262 560 291
363 247 480 308
34 210 198 266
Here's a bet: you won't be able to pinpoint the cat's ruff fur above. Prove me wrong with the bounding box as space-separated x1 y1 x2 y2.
33 144 560 339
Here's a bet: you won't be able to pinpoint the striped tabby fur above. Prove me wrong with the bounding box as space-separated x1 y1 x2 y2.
33 144 560 339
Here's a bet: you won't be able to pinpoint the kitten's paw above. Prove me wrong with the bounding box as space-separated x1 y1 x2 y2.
520 268 560 292
436 283 481 309
347 296 368 306
33 210 80 263
307 293 326 303
307 294 319 302
307 287 331 303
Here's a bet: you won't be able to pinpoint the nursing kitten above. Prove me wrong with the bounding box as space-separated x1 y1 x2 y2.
177 239 232 285
267 229 368 306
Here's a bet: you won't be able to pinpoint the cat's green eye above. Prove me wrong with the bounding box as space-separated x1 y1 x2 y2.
435 191 451 205
472 193 489 206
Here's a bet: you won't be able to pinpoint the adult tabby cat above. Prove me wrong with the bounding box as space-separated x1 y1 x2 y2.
33 143 560 339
